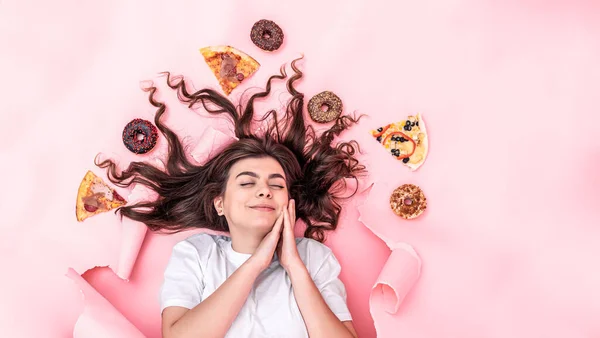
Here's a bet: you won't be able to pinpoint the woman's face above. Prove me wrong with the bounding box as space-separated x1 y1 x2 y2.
215 156 289 234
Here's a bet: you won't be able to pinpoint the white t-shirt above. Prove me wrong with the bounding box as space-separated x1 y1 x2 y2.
159 233 352 338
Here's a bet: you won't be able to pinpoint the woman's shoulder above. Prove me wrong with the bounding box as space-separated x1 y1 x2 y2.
295 237 336 264
295 236 331 252
172 232 230 258
184 232 230 244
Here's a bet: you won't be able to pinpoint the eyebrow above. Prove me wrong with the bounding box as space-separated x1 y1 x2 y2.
235 171 286 180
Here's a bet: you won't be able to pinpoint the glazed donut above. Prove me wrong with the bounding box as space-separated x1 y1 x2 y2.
250 19 284 51
122 118 158 154
389 184 427 219
307 91 343 123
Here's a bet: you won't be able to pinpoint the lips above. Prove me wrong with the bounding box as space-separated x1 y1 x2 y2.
249 204 276 211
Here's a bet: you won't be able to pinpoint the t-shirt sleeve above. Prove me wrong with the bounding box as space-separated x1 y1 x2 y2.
159 240 205 313
312 250 353 322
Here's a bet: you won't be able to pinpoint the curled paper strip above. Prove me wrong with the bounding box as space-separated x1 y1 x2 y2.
370 243 421 314
66 268 146 338
116 216 148 281
113 184 156 281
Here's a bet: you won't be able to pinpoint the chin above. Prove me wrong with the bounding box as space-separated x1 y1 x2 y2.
250 217 277 231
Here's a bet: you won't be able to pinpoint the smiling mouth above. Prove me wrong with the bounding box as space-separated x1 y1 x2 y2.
249 206 275 212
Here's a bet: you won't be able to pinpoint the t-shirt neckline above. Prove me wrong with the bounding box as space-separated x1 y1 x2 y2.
224 239 279 268
226 241 251 266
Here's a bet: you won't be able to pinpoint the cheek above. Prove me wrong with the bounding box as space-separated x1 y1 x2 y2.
223 190 248 212
275 191 289 205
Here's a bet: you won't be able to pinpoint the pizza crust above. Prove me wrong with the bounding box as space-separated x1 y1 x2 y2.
406 113 428 171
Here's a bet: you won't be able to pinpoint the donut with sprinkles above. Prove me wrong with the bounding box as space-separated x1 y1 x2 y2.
122 118 158 154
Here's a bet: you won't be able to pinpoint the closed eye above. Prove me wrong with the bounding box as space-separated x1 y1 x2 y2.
240 182 285 189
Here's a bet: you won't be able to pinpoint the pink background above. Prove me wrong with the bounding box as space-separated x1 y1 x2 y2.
1 0 600 337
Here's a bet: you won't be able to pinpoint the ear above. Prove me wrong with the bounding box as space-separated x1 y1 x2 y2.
213 196 224 216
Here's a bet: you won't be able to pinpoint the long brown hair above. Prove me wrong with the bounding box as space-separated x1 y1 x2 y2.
96 57 366 242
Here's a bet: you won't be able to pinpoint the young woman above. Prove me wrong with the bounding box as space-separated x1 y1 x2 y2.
98 58 365 337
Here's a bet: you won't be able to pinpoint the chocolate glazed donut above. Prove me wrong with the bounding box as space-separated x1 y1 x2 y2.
307 91 343 123
122 118 159 154
250 19 284 51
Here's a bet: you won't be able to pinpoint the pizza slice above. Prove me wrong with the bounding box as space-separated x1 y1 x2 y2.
370 112 429 171
199 45 260 95
76 171 127 222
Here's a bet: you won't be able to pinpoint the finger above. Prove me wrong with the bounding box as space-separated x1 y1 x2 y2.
276 239 283 259
270 212 284 237
282 206 294 238
289 199 296 226
282 206 289 230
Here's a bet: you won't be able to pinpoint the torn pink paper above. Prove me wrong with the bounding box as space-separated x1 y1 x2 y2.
358 180 423 336
114 184 155 280
116 217 147 280
370 243 421 314
66 268 145 338
190 126 238 165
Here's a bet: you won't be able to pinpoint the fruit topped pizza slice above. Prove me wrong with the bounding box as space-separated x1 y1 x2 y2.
370 112 429 171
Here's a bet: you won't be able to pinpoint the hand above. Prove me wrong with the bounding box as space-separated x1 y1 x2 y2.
276 199 303 272
247 211 284 271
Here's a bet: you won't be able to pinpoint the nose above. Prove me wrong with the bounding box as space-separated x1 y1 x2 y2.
256 183 272 199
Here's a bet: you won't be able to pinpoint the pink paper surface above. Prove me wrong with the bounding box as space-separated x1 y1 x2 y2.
2 0 600 337
66 268 145 338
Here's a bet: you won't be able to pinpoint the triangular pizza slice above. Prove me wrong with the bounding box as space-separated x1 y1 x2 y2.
76 171 127 222
370 112 429 171
199 45 260 95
